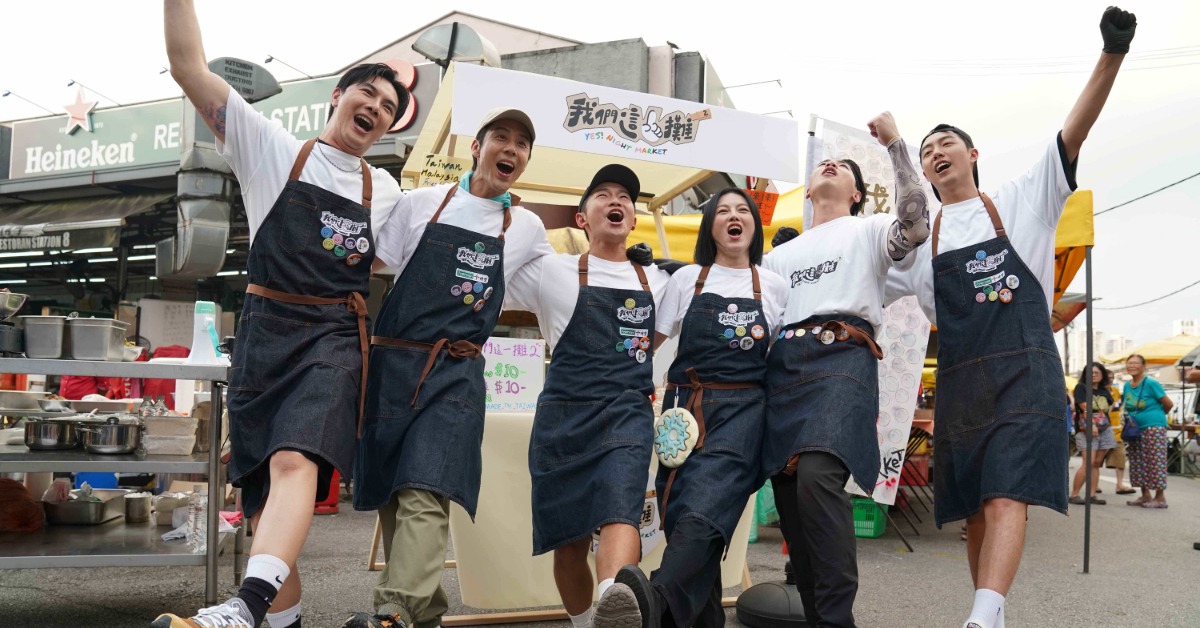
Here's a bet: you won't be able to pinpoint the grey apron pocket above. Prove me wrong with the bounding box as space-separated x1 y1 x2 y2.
935 265 969 316
532 399 609 468
585 301 618 352
935 359 999 438
275 197 319 255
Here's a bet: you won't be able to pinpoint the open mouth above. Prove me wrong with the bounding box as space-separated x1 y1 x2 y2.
496 160 515 176
935 160 951 174
822 165 838 176
354 114 374 133
606 209 625 224
727 224 744 238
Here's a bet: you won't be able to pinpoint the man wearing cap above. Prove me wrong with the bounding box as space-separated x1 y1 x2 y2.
886 8 1137 628
343 108 552 628
504 164 671 628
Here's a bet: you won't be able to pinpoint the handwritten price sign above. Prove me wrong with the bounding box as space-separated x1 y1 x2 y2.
482 337 546 412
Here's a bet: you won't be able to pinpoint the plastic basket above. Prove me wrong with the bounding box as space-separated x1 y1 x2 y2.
852 497 888 539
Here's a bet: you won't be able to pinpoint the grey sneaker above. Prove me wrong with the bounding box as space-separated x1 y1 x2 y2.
594 583 642 628
151 598 253 627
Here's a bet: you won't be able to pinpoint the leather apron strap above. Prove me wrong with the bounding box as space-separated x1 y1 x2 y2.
245 283 370 435
429 184 513 240
289 138 372 208
931 192 1004 257
370 336 482 407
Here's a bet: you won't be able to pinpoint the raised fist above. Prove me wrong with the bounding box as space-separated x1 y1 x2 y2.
867 112 900 146
1100 6 1136 54
626 242 654 266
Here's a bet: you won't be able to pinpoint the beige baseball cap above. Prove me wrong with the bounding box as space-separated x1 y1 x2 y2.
478 107 536 143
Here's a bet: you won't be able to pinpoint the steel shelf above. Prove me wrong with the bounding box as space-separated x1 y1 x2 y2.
0 520 230 569
0 444 210 473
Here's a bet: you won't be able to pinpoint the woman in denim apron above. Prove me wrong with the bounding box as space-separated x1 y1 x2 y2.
617 189 783 628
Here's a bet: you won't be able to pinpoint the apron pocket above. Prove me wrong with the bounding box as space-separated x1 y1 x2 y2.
935 359 1000 438
532 399 610 468
585 301 619 352
414 238 458 292
275 197 319 255
934 265 969 316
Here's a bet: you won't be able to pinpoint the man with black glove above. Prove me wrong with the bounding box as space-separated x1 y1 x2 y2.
886 7 1136 628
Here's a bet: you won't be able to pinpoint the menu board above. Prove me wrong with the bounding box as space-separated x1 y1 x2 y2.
481 337 546 413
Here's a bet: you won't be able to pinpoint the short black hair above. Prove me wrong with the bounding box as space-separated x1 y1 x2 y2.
335 63 409 127
693 188 764 267
920 124 980 202
842 159 867 216
1081 361 1112 390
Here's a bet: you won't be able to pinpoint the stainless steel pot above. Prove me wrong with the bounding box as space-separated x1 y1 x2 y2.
78 416 143 454
24 419 80 450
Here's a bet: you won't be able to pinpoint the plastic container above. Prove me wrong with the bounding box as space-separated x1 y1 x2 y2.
143 434 197 455
852 497 888 539
185 301 226 365
67 318 130 361
43 489 130 525
20 316 67 359
143 416 198 437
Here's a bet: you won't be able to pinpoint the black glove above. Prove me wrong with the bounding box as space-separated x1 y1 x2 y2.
653 258 688 275
771 227 800 248
1100 6 1136 54
626 242 654 266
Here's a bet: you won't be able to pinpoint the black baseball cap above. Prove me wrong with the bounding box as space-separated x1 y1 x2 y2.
579 164 640 212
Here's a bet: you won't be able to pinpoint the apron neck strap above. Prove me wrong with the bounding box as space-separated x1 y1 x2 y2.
931 192 1006 257
694 265 761 301
289 138 372 209
429 184 513 240
578 253 651 291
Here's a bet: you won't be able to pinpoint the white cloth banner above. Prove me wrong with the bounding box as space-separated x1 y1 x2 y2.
451 63 800 182
805 117 934 505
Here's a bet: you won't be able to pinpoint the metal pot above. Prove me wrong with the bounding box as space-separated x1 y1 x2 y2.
78 416 143 454
24 419 80 450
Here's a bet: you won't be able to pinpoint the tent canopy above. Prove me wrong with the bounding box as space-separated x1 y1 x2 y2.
1101 333 1200 365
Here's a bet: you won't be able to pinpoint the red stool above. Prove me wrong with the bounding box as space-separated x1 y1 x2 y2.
314 470 340 515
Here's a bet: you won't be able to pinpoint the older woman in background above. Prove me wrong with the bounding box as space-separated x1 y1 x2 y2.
1122 354 1173 509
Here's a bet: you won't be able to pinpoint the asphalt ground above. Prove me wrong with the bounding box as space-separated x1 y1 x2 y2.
2 458 1198 627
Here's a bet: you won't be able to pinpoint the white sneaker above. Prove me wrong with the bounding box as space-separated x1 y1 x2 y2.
152 598 254 628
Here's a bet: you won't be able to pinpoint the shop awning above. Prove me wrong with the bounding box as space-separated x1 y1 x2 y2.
1101 333 1200 365
0 193 172 252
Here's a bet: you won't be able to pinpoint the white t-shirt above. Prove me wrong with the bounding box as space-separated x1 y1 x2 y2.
216 89 402 253
654 264 789 340
886 137 1074 325
763 213 904 331
505 254 672 352
373 183 553 279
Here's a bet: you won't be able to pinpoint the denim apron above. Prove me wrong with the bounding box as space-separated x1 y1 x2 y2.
529 254 655 555
930 193 1068 525
228 138 374 517
354 184 510 517
763 315 884 495
656 265 768 543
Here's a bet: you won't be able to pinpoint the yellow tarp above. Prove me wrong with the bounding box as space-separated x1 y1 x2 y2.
1100 333 1200 365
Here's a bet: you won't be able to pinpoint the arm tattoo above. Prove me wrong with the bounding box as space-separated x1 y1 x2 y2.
885 137 931 262
200 104 227 137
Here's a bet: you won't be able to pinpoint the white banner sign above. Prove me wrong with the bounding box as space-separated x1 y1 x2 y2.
452 63 800 182
808 118 935 505
480 337 546 413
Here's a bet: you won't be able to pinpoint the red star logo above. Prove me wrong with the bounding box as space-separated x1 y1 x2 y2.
63 87 96 135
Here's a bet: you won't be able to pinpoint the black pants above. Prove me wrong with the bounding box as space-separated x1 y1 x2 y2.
772 452 858 628
650 516 725 628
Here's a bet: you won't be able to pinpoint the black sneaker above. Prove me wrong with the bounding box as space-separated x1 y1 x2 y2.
340 612 408 628
615 565 660 628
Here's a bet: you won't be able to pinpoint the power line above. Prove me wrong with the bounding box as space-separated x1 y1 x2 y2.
1095 279 1200 310
1094 171 1200 216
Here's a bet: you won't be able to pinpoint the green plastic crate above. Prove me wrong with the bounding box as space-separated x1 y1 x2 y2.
852 497 888 539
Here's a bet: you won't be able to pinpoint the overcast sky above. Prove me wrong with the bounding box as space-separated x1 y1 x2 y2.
2 1 1198 346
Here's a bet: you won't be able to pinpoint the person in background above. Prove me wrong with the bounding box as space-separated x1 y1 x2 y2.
1123 354 1173 509
1103 383 1135 495
1068 362 1113 505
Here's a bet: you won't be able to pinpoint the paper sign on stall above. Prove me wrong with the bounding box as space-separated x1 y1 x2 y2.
746 189 779 226
417 154 472 188
481 337 546 413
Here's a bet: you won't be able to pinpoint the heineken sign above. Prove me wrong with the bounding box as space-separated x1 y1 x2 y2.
10 99 184 180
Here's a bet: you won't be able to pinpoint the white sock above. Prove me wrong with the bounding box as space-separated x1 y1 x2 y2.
597 577 615 598
266 603 301 628
964 589 1005 628
569 607 595 628
995 605 1005 628
246 554 291 592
